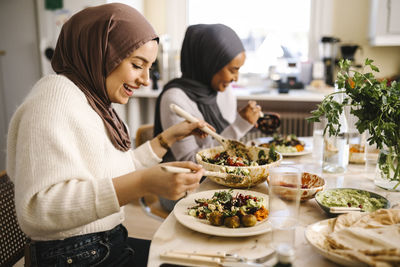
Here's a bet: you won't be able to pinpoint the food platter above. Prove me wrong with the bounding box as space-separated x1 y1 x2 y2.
174 189 271 237
247 137 312 157
305 219 367 267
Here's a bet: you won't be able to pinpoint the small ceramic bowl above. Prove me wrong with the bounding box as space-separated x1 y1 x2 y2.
267 172 326 201
315 188 390 216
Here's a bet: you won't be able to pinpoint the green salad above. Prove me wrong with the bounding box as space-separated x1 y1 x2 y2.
188 189 269 228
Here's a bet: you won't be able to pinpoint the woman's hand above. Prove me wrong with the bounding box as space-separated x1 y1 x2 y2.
239 100 262 126
112 161 204 206
163 120 215 144
141 161 204 200
151 120 215 158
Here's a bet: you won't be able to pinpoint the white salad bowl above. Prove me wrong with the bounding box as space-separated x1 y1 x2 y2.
196 146 282 188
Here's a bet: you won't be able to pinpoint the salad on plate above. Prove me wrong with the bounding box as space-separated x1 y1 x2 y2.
253 134 306 154
188 189 269 228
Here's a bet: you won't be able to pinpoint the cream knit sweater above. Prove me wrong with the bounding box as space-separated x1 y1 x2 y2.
7 75 162 240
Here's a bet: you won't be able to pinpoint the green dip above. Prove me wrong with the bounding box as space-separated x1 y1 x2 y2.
316 189 387 212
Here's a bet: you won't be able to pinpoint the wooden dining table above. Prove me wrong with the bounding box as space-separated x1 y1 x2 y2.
147 137 400 267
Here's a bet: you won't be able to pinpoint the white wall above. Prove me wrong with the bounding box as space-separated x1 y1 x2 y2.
332 0 400 77
0 0 41 170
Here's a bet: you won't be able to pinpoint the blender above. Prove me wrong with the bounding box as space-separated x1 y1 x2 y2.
319 36 340 86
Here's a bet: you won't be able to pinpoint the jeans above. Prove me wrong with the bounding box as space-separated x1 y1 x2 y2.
27 224 150 267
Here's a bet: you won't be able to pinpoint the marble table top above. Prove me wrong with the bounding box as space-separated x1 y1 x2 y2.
147 139 400 267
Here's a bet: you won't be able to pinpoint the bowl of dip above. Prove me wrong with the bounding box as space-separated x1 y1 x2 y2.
266 172 326 201
315 188 390 216
196 145 282 188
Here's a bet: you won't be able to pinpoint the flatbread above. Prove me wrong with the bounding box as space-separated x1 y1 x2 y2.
323 209 400 267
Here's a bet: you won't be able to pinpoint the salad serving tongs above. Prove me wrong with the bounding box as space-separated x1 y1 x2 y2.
160 249 276 267
329 206 362 213
170 104 251 160
161 166 247 182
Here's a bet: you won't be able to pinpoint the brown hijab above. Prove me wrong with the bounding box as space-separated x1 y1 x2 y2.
52 3 158 151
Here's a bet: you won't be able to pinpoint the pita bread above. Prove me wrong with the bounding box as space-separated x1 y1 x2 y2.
322 209 400 266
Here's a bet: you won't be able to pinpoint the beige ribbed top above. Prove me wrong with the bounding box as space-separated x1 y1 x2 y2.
7 74 162 240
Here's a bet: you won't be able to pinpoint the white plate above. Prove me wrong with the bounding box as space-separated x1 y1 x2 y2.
174 189 271 237
247 137 312 157
305 219 367 267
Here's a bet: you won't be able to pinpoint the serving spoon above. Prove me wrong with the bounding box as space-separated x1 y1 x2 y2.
170 104 251 160
161 166 247 183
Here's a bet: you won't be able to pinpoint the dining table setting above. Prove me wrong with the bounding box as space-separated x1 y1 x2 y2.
147 134 400 267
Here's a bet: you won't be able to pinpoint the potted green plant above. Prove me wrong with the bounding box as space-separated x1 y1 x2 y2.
307 58 400 191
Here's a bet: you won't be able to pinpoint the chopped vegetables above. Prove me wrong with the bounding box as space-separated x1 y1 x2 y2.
188 189 268 228
258 134 305 153
201 149 276 167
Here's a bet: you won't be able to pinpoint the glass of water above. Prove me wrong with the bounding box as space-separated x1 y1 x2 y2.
312 120 325 164
268 166 301 256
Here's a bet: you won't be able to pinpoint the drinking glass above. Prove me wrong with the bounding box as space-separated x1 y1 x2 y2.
364 132 379 177
312 121 324 164
268 166 301 255
322 133 349 173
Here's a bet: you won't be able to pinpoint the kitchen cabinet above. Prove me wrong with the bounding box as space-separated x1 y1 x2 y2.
369 0 400 46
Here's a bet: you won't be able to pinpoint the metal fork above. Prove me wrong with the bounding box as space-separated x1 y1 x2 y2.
223 250 276 267
161 249 276 267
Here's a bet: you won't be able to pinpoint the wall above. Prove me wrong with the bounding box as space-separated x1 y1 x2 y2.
332 0 400 78
0 0 41 170
144 0 166 35
144 0 187 50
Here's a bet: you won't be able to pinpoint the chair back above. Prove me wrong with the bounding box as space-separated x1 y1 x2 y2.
139 195 170 221
0 171 27 267
135 124 154 148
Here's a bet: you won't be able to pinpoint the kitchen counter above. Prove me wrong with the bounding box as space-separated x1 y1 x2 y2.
126 86 333 138
130 86 333 102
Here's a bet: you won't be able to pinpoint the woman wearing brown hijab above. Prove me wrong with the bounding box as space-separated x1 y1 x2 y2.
6 3 208 266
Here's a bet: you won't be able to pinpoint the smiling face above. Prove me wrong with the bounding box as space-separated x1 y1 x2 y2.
210 51 246 92
106 40 158 104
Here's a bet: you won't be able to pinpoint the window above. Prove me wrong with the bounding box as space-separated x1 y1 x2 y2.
188 0 311 76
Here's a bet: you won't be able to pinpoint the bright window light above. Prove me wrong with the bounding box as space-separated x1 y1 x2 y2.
188 0 311 75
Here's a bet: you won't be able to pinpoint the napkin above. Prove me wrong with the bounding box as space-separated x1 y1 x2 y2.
325 209 400 267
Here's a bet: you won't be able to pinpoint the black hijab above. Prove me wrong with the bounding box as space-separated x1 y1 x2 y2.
154 24 245 137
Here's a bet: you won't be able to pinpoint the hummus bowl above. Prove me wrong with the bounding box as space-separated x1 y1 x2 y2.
196 146 282 188
315 188 390 216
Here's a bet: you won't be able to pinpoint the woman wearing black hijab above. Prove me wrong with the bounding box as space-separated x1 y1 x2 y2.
154 24 262 211
7 4 209 266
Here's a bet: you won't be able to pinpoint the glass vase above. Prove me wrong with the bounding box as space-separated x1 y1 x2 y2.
374 148 400 191
322 133 349 173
